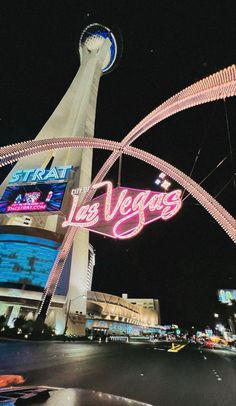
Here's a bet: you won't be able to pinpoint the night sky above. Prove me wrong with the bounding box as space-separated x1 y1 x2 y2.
1 1 236 328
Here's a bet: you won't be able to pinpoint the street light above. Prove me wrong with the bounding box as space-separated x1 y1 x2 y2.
63 294 86 336
213 313 219 318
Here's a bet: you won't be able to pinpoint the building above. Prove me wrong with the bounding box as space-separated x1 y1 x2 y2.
122 293 161 325
86 291 161 336
0 288 161 336
0 24 119 335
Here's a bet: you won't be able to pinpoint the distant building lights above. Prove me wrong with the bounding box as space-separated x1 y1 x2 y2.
216 323 225 332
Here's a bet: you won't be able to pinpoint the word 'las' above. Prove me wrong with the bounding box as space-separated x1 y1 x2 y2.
62 181 182 240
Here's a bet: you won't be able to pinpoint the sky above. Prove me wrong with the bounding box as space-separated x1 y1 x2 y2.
1 1 236 328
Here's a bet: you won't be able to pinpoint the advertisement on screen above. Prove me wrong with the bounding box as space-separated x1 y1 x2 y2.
0 183 67 214
218 289 236 304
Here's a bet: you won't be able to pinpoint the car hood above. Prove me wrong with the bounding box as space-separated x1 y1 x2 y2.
0 386 154 405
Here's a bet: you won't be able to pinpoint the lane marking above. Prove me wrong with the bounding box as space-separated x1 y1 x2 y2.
211 369 223 382
168 343 186 353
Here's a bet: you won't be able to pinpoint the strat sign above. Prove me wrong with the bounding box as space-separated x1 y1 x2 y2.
63 181 182 240
9 166 72 184
0 166 72 214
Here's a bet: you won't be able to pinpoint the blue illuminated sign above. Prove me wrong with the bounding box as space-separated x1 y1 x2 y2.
0 233 60 288
218 289 236 304
9 166 72 185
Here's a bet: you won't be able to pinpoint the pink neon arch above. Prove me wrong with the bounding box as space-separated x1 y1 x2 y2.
1 65 235 313
0 137 235 243
85 64 236 202
0 136 236 312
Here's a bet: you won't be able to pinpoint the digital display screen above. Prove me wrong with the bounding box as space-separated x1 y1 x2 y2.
218 289 236 304
0 183 66 214
0 233 60 288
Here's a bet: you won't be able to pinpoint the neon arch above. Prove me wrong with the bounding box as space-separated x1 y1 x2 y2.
1 137 236 313
0 137 235 243
86 64 236 199
1 64 236 313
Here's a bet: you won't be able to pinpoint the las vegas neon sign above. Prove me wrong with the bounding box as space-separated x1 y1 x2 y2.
62 181 182 240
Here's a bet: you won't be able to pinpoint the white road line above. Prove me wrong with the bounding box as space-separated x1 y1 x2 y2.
211 369 223 382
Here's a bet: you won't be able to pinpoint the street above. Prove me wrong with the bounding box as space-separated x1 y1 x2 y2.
0 340 235 405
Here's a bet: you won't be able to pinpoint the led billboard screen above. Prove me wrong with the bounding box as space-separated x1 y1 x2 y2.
0 233 60 288
218 289 236 304
0 183 66 214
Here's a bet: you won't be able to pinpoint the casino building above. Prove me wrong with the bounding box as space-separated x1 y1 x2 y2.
0 24 162 336
0 24 120 335
0 286 161 336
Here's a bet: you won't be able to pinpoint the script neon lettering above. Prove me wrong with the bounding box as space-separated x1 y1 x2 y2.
113 190 151 238
147 194 164 211
86 203 99 222
161 190 182 220
62 181 182 239
62 194 80 227
120 196 132 215
99 182 128 221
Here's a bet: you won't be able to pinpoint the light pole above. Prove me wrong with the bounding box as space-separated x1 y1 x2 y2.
63 294 86 336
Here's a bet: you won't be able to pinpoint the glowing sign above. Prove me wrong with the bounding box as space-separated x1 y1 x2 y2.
9 165 72 184
63 181 182 239
218 289 236 304
0 233 60 288
0 183 66 214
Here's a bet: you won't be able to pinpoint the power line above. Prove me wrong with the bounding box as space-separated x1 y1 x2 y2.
183 150 235 202
183 104 217 197
214 174 235 199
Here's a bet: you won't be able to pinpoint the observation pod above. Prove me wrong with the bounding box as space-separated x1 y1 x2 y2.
0 23 120 336
79 23 118 74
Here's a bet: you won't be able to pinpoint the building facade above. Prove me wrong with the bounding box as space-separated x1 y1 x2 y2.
122 293 161 324
0 289 161 336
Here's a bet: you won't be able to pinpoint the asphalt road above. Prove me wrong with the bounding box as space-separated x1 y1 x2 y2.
0 340 235 405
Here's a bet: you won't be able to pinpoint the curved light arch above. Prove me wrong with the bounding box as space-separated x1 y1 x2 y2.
0 137 235 243
1 137 236 314
85 65 236 202
1 65 236 314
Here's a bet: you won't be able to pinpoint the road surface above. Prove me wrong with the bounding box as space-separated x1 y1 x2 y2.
0 340 235 405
